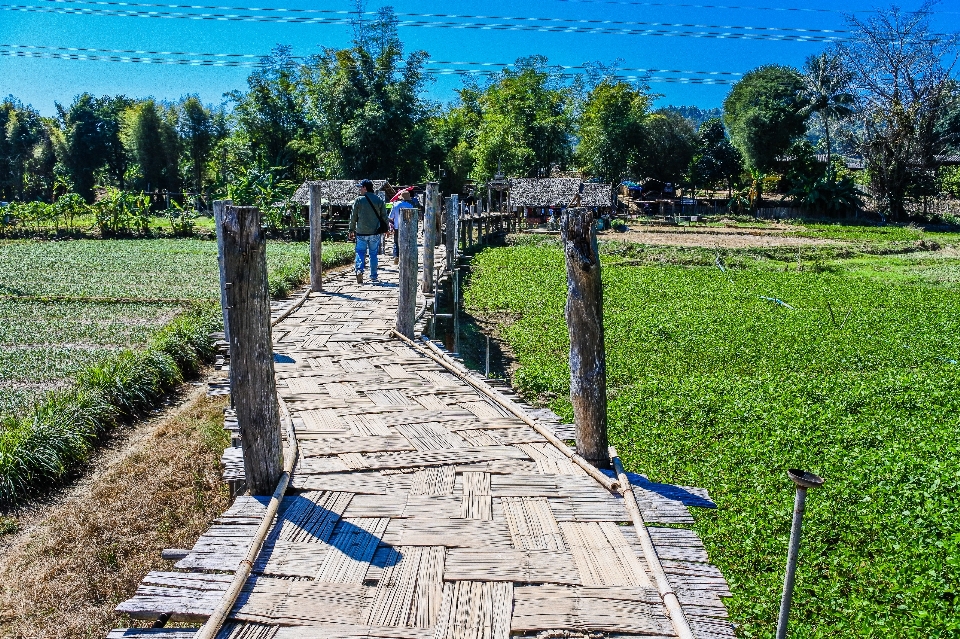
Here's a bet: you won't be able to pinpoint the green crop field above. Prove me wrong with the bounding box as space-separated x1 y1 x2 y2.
0 238 353 416
465 236 960 638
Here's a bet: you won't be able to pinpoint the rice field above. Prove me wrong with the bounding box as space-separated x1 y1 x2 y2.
0 238 353 416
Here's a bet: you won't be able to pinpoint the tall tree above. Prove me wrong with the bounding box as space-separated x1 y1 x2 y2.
841 2 960 219
636 109 698 184
689 118 744 196
2 101 43 200
229 45 312 181
303 8 430 182
575 80 650 182
178 96 216 195
724 65 806 174
799 52 856 178
124 100 179 195
56 94 111 201
427 93 482 194
471 56 573 181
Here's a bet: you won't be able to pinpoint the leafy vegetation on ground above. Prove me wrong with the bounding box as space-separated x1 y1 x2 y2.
465 236 960 638
0 238 353 415
0 237 353 503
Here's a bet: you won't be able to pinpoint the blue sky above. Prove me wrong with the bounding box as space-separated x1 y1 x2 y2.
2 0 958 116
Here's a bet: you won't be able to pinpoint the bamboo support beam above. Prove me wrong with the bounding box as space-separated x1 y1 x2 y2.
611 450 694 639
309 182 323 292
423 182 438 294
396 206 419 338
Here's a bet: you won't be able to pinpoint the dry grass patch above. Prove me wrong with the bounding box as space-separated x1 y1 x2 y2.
0 389 230 639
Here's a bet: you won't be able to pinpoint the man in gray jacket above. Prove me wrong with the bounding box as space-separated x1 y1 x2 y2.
349 179 388 284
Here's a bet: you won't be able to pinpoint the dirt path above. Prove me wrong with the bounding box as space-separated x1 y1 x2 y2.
596 223 841 248
0 383 229 639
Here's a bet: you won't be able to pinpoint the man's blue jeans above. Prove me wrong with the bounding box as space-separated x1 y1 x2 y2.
355 234 381 280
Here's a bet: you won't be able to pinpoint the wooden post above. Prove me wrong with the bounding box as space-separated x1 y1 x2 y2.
422 182 438 294
213 199 232 347
309 182 323 292
221 205 284 495
446 194 459 271
561 207 609 468
396 206 419 338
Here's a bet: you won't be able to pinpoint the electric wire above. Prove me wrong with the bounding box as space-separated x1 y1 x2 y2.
28 0 852 34
0 46 737 82
0 42 745 80
0 2 848 42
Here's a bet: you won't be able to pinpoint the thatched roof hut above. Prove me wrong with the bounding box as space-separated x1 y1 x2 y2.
292 180 394 207
509 178 613 210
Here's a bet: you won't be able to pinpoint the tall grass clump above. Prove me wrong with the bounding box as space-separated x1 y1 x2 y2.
0 303 220 505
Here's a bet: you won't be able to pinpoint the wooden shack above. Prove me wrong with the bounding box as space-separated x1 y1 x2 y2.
509 177 613 225
292 179 395 236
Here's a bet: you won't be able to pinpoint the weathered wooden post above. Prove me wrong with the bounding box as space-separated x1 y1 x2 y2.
221 205 284 495
422 182 438 294
561 207 609 468
309 182 323 292
213 199 232 347
396 206 419 338
446 194 459 271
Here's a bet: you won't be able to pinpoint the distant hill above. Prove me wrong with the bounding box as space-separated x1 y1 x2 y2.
660 105 723 129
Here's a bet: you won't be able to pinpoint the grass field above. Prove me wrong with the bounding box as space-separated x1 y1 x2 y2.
465 235 960 638
0 239 353 416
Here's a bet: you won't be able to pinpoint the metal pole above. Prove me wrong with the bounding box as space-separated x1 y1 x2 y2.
485 335 490 378
776 469 824 639
453 268 460 354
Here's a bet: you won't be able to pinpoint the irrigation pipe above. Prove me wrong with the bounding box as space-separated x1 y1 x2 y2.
388 329 619 494
194 397 298 639
610 448 694 639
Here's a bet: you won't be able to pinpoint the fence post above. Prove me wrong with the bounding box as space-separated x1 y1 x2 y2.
213 199 233 347
221 205 284 495
396 206 420 338
309 182 323 292
561 207 609 468
446 194 459 271
423 182 438 294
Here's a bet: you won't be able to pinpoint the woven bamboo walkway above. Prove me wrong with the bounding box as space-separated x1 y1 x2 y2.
111 247 732 639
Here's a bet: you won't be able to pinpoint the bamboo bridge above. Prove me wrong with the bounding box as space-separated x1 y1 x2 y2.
109 198 732 639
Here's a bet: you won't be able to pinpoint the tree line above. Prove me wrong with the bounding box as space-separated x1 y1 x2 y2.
1 3 958 220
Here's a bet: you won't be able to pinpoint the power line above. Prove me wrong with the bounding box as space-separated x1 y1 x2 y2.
0 48 260 65
1 2 846 42
0 42 261 58
31 0 851 34
426 60 744 76
549 0 960 17
0 44 738 83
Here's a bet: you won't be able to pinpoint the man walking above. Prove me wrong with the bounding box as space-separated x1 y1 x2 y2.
349 179 388 284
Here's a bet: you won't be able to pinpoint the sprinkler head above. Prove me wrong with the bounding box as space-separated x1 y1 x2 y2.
787 469 824 490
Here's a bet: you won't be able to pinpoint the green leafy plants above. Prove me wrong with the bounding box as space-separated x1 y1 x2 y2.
465 238 960 638
789 174 866 215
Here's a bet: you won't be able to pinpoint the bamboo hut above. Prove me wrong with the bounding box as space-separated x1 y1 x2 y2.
508 178 613 225
292 179 395 236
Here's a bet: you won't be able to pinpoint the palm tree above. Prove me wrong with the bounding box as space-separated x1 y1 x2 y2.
800 52 856 179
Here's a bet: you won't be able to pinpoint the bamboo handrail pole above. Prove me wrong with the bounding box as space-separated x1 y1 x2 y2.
610 448 695 639
195 398 298 639
387 329 619 493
